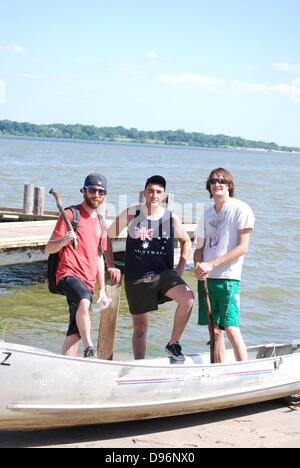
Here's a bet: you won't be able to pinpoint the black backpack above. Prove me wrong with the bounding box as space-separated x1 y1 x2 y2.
47 206 105 294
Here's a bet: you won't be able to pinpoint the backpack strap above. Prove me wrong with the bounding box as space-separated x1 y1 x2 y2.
64 206 104 256
65 205 80 231
97 213 105 256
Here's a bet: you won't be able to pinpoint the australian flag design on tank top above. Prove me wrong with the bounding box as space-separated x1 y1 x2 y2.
125 207 174 281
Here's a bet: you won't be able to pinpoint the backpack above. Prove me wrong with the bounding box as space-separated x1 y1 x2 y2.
47 206 105 294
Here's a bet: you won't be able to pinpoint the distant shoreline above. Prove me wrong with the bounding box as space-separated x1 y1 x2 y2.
1 133 300 155
0 119 299 153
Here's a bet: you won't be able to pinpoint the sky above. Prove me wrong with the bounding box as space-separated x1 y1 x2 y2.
1 0 300 147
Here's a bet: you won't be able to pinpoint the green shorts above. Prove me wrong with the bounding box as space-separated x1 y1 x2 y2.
198 279 240 330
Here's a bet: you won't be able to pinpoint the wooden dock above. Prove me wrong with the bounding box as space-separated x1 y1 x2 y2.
0 219 122 266
0 187 196 266
0 207 58 222
0 219 196 267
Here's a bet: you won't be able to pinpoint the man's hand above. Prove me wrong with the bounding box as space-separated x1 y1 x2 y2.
62 230 77 247
194 261 214 281
175 256 187 278
97 287 108 304
107 267 121 284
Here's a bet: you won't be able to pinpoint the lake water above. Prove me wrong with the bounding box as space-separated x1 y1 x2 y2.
0 137 299 358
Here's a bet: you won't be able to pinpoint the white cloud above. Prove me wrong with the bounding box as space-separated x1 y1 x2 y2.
273 62 300 73
20 74 70 86
146 51 158 60
156 69 300 104
109 63 144 80
0 80 6 104
0 44 24 54
21 74 45 80
233 79 300 104
156 72 224 90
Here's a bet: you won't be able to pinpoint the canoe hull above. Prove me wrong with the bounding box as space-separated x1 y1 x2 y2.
1 341 299 431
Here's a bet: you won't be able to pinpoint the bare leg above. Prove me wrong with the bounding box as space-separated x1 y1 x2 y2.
165 284 194 344
132 313 148 360
75 298 93 350
226 326 248 361
62 334 80 356
214 325 226 363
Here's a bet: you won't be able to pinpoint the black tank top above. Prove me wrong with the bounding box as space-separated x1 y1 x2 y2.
125 207 174 281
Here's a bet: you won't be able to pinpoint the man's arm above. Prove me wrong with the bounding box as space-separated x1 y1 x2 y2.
104 208 134 284
194 237 205 271
45 228 77 255
194 228 252 280
172 214 192 277
95 254 108 302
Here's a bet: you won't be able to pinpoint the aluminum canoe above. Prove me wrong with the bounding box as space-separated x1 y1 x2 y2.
0 340 299 431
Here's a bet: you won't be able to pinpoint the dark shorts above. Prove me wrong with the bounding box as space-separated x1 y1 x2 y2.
58 276 93 337
125 270 187 315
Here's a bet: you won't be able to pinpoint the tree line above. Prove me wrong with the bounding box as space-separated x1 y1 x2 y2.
0 119 298 152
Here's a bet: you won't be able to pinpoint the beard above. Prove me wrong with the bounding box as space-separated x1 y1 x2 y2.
84 194 101 209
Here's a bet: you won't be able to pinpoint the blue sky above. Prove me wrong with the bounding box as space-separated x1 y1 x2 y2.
1 0 300 146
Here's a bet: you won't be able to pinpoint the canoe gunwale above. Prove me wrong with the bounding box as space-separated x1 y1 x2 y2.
1 341 299 370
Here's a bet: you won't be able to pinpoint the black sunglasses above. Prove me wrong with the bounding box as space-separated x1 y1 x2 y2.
209 178 227 185
85 186 106 195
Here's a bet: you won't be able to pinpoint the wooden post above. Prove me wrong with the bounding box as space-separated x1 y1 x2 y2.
139 190 145 204
23 184 34 214
97 274 121 360
166 193 174 210
139 190 174 210
33 186 45 216
97 197 106 218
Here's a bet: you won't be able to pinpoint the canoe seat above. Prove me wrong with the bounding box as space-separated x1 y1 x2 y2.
256 343 300 359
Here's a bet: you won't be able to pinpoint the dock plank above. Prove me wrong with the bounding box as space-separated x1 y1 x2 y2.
0 221 56 249
0 220 196 266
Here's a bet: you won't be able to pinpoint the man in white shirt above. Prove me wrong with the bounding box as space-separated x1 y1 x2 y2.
194 168 255 362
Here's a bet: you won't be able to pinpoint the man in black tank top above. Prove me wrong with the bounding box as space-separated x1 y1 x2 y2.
106 175 194 361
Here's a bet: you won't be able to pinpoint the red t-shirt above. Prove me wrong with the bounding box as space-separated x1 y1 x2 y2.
54 205 107 293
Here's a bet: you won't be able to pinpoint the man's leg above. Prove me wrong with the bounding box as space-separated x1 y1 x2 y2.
75 298 94 351
164 284 194 344
226 326 248 361
213 325 226 363
62 334 81 356
132 313 148 360
59 277 94 356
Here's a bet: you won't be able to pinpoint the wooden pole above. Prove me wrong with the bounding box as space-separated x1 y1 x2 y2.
97 274 121 360
23 184 34 214
202 279 215 364
49 188 77 249
33 186 45 216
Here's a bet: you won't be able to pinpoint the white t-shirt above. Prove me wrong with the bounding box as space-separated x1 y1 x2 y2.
195 198 255 281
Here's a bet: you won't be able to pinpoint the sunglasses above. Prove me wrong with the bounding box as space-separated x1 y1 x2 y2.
85 186 106 195
209 178 227 185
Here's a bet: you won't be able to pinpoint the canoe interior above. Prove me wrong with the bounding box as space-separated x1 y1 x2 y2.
1 341 298 367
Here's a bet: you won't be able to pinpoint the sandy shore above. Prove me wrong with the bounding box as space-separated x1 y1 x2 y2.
0 399 299 449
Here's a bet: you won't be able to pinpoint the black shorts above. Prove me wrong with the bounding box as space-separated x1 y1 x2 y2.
58 276 93 337
125 270 187 315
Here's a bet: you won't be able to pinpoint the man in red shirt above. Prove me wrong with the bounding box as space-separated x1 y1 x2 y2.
46 173 121 358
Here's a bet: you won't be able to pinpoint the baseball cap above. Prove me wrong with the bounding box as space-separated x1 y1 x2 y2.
83 173 107 191
145 175 166 190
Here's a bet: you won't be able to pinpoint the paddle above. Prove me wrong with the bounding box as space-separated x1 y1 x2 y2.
202 279 215 364
97 273 122 360
49 188 77 250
